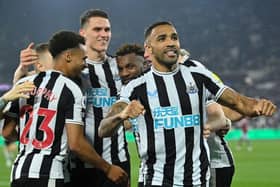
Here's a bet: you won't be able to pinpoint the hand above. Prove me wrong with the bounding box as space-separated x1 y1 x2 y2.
203 124 212 138
19 42 39 72
106 164 128 185
254 99 277 117
2 81 35 102
120 100 145 120
216 126 230 137
216 118 231 137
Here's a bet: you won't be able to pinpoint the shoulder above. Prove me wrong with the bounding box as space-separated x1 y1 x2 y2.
15 73 38 85
106 55 116 64
182 58 205 68
58 75 83 97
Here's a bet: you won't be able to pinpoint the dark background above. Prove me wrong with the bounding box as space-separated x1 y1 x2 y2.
0 0 279 121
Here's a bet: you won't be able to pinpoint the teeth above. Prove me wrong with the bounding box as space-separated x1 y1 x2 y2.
166 51 176 56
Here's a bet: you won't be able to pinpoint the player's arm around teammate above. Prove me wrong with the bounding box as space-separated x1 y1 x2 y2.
99 100 145 137
0 81 35 119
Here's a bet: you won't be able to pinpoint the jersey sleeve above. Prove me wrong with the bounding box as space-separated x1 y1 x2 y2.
65 84 84 126
192 65 228 101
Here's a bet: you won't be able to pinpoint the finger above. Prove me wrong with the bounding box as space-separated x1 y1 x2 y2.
261 101 274 116
20 87 35 93
19 81 34 87
27 42 35 49
267 104 277 116
21 55 39 63
20 94 30 99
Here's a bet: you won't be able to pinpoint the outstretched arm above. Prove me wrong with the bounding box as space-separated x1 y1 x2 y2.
99 100 145 137
218 88 276 117
222 105 243 122
0 81 35 119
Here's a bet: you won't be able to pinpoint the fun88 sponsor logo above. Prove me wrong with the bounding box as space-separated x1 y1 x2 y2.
153 106 200 129
129 118 139 132
86 88 117 107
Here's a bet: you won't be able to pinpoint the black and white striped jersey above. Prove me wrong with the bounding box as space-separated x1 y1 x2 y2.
207 133 234 168
206 101 234 169
119 60 227 186
71 57 129 169
5 71 84 181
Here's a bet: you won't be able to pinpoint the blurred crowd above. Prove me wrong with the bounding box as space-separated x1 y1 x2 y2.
0 0 279 127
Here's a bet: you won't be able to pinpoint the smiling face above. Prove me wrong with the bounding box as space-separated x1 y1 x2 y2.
146 24 180 72
117 53 144 85
80 16 111 54
67 45 87 78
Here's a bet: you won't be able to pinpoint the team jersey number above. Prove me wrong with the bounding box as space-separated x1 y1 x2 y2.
19 105 56 149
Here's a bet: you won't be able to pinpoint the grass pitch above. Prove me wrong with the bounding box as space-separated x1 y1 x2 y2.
0 140 279 187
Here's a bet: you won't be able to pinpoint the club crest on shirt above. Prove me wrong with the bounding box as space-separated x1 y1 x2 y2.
186 82 198 94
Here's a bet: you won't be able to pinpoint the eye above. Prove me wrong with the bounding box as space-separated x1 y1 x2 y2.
104 27 111 32
127 64 134 69
157 37 165 42
171 34 178 41
93 27 102 32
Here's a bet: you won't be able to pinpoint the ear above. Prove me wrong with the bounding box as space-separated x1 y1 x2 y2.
146 44 152 54
35 62 43 72
65 51 72 63
79 28 85 37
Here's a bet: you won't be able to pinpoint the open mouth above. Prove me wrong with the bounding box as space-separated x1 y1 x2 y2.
165 49 178 58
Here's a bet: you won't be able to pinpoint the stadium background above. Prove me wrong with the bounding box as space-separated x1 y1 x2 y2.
0 0 279 186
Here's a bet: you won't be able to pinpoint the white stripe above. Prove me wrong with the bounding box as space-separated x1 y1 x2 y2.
146 72 165 185
117 126 127 162
47 178 56 187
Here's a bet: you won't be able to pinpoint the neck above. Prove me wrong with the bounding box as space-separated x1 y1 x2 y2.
53 60 68 76
152 61 177 73
86 48 106 62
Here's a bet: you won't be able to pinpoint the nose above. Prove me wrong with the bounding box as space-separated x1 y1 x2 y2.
100 29 109 37
120 69 129 77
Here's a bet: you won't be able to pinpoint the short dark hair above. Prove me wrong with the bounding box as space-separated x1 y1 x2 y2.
144 21 173 41
35 43 49 54
80 9 109 28
48 31 85 59
115 44 144 57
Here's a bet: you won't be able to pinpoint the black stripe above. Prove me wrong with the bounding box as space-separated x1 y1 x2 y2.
130 83 155 186
193 72 221 96
192 73 209 185
123 127 130 161
20 72 46 178
12 149 25 180
182 59 198 67
111 131 121 163
88 64 103 156
40 73 68 176
220 136 234 166
154 73 176 186
102 60 117 96
102 60 120 163
173 71 194 185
